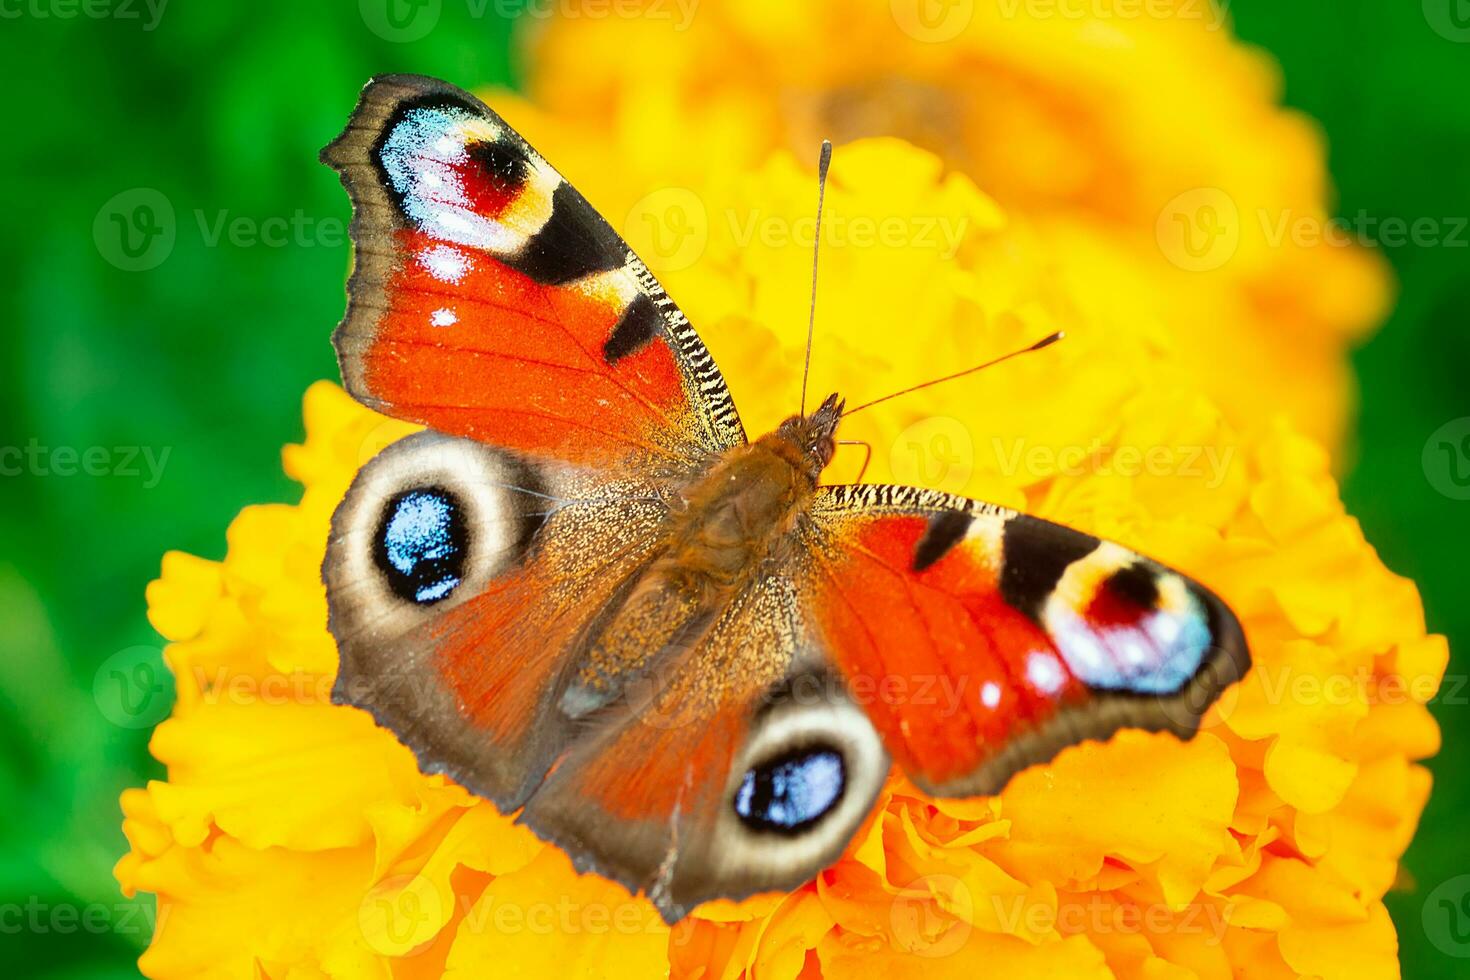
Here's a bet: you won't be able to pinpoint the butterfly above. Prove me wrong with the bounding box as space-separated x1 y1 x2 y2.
320 74 1250 924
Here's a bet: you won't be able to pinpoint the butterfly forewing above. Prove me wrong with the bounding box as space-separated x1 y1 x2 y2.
321 73 744 470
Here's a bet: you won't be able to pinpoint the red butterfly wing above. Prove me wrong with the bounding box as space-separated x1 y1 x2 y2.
804 485 1250 796
321 74 743 468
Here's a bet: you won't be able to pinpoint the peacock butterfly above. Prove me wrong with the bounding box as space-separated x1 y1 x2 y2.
319 74 1250 923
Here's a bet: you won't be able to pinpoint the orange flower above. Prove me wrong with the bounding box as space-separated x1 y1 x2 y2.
525 0 1392 452
117 136 1440 979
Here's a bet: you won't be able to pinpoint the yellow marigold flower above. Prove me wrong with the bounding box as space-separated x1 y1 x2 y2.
525 0 1392 452
117 138 1440 979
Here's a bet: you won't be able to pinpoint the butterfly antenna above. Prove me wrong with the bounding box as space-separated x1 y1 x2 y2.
799 139 834 418
842 331 1066 417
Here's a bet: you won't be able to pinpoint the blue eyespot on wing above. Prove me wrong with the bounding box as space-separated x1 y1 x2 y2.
373 487 467 604
733 747 846 834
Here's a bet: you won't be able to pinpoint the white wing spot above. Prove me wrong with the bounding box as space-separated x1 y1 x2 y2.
1025 651 1067 695
419 244 470 284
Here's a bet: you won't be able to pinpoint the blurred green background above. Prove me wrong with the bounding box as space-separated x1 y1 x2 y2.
0 2 1465 977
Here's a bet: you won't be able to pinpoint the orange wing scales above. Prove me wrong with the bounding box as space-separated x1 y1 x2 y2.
361 228 689 461
810 513 1087 787
807 484 1249 797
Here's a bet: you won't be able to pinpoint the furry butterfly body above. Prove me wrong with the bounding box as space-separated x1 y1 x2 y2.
321 74 1250 923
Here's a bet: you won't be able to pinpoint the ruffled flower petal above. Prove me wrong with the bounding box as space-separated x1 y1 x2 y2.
117 83 1438 980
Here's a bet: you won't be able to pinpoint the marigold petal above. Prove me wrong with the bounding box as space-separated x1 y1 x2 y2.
817 927 1113 980
993 731 1237 906
133 837 383 980
444 848 668 979
147 699 425 852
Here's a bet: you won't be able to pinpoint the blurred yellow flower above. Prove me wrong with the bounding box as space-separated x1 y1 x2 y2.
526 0 1392 453
117 137 1440 979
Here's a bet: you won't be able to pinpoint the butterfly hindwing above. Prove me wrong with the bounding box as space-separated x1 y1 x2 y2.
517 568 889 923
321 74 744 470
329 443 892 923
803 484 1250 797
325 431 670 810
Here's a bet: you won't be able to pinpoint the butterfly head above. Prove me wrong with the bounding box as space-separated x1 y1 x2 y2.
776 392 844 479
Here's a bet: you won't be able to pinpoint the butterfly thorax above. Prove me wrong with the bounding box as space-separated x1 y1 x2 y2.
559 397 843 715
663 394 841 584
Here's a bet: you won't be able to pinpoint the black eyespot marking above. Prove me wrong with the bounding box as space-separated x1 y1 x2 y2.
603 293 662 365
734 747 846 835
374 487 468 605
913 510 973 572
467 138 528 197
505 182 626 286
1107 563 1161 610
999 516 1100 620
